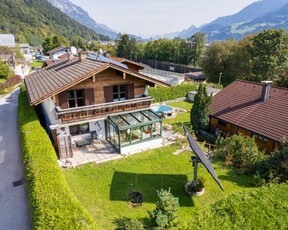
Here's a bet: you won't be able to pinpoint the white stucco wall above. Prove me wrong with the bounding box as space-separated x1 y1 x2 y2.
50 49 69 59
121 138 163 155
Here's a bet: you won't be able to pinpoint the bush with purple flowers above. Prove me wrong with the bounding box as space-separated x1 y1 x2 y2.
0 75 22 94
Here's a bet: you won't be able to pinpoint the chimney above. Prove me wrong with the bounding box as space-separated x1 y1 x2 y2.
79 51 87 62
261 80 273 102
104 51 110 58
68 53 74 61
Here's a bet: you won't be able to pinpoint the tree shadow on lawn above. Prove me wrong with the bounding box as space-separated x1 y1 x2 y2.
109 171 194 207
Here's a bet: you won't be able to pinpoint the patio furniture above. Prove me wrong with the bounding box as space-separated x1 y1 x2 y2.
75 136 92 147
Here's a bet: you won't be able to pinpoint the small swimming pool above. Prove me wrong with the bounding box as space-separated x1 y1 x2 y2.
151 105 173 116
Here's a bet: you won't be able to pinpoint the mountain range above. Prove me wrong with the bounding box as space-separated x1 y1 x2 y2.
0 0 109 46
47 0 118 39
160 0 288 41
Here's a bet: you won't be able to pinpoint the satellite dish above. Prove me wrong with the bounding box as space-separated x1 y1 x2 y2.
184 127 224 191
71 46 77 55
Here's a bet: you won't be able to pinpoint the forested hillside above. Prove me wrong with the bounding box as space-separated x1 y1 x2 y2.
0 0 109 46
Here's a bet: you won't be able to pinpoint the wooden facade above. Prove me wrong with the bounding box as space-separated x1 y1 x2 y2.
53 68 151 123
55 68 147 108
210 117 281 153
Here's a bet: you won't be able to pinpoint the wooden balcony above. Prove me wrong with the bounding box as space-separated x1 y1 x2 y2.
55 96 154 124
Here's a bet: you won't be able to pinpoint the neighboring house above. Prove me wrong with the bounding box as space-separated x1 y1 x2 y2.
24 51 170 159
47 46 70 60
110 56 147 72
0 34 32 60
0 34 15 47
0 54 15 67
209 80 288 153
185 71 206 83
187 87 221 101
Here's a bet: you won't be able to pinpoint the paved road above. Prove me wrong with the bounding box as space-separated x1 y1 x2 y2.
0 88 31 230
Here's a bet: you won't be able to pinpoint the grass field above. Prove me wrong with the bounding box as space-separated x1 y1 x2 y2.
64 147 253 229
63 101 287 229
30 61 43 69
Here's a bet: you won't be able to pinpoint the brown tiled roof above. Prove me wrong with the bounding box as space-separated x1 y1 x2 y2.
25 56 170 106
47 45 67 54
209 80 288 142
110 56 148 68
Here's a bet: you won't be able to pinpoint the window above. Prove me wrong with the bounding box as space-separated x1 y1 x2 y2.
69 123 89 136
253 134 268 142
218 120 227 127
67 90 84 108
113 85 126 101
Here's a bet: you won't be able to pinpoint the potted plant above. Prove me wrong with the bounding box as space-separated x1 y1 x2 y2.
184 177 205 196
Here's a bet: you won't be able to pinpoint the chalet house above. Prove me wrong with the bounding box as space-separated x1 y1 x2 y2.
47 46 70 60
24 51 169 159
209 80 288 153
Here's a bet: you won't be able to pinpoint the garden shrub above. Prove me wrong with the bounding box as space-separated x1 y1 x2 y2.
18 86 98 229
193 184 288 230
215 134 265 173
0 63 13 79
254 142 288 185
123 219 145 230
149 188 179 229
0 75 22 94
148 83 196 102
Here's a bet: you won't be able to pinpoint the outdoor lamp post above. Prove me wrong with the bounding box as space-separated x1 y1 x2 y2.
218 72 223 85
130 51 133 61
155 54 158 69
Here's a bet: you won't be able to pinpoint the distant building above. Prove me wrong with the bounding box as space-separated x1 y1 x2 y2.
47 46 70 59
0 34 32 60
185 71 207 83
187 87 221 101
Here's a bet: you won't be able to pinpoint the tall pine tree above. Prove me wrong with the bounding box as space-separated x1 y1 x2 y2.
190 84 211 133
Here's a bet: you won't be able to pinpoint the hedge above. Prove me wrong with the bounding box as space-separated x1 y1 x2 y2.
18 86 98 230
148 83 196 102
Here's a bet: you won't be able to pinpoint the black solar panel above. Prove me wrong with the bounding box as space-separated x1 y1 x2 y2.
184 127 224 191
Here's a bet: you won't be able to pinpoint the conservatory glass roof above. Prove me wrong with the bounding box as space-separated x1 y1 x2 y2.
109 109 162 129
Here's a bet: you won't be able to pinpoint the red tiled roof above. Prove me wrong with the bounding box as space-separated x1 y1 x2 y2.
209 80 288 142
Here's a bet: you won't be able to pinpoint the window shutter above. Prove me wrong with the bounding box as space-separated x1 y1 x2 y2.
58 91 68 109
126 84 134 100
104 86 113 102
84 88 94 105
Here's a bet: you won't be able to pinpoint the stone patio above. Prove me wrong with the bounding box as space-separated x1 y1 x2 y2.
58 126 185 168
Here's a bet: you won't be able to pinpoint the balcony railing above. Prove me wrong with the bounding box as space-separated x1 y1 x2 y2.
55 96 154 123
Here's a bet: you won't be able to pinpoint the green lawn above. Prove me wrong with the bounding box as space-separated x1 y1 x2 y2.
30 61 43 69
64 146 253 229
164 101 192 133
63 101 287 229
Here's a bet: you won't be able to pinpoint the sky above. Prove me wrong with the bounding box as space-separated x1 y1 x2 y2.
69 0 259 38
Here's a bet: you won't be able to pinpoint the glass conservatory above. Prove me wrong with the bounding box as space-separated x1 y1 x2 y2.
106 109 163 153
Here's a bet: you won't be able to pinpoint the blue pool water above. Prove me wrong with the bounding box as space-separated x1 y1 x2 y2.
151 105 173 115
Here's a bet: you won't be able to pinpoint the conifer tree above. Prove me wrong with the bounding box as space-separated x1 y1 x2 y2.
190 84 212 133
